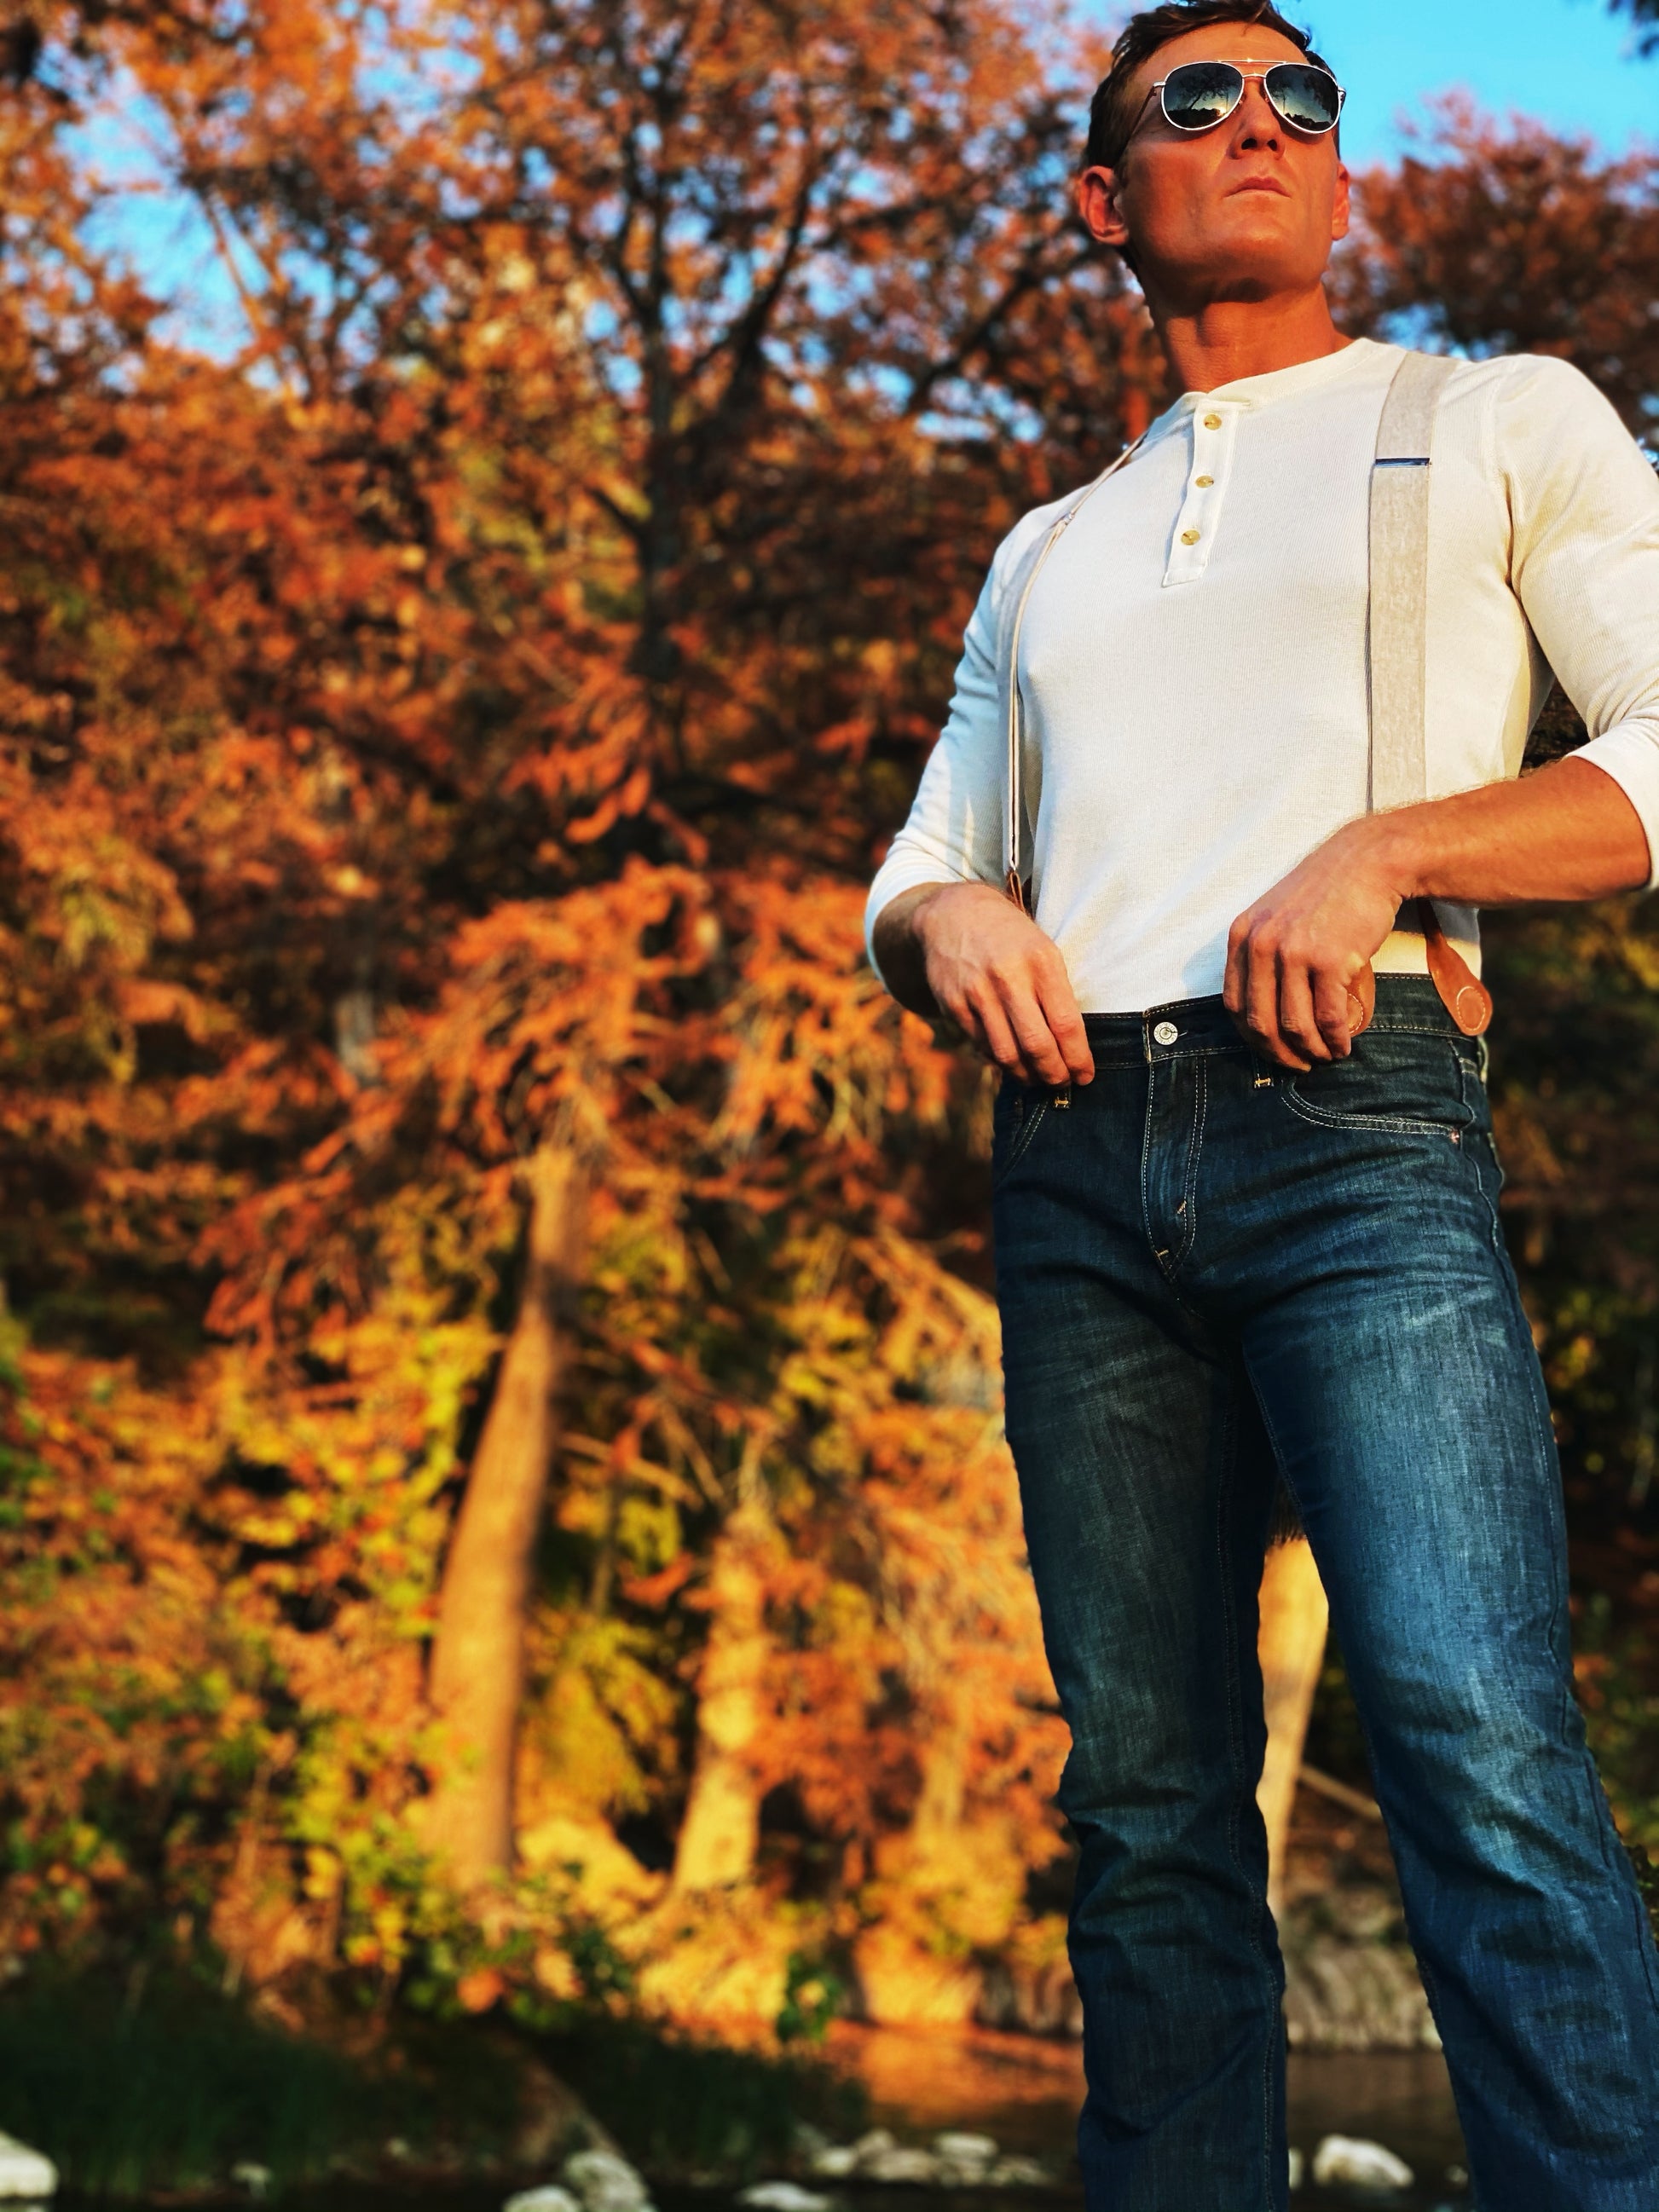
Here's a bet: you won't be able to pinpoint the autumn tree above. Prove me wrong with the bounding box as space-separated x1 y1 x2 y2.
1334 102 1659 431
0 0 1158 2009
9 0 1659 2040
1610 0 1659 55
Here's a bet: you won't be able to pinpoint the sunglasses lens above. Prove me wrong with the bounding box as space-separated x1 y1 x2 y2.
1160 61 1244 131
1264 63 1342 132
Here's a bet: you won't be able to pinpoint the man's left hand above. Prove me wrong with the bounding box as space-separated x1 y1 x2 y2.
1224 821 1406 1070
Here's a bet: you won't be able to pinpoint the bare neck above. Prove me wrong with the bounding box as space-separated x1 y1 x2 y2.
1148 282 1350 397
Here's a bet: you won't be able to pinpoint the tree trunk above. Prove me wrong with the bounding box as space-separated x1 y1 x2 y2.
1257 1536 1331 1921
671 1498 772 1892
425 1143 585 1889
911 1705 969 1851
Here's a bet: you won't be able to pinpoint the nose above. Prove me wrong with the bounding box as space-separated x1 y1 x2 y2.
1233 78 1284 150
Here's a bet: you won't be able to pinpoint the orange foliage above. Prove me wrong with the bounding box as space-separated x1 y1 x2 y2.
3 3 1654 2036
1334 101 1659 432
0 0 1153 2018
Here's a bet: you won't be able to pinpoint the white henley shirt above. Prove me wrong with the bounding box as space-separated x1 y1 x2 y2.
864 338 1659 1014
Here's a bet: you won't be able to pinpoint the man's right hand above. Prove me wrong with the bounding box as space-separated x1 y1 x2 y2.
873 881 1095 1089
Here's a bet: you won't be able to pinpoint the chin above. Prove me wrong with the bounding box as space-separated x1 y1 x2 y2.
1190 219 1317 289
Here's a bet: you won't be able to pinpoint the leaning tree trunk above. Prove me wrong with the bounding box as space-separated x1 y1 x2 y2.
425 1144 585 1889
1257 1536 1332 1920
671 1496 773 1892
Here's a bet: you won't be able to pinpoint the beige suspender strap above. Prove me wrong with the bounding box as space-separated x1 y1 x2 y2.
999 356 1489 1034
1369 349 1455 812
1363 348 1492 1037
1003 435 1146 909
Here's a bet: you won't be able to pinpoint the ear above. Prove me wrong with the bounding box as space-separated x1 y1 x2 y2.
1330 158 1351 243
1077 164 1131 251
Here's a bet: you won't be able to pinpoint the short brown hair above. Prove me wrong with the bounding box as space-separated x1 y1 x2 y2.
1084 2 1337 176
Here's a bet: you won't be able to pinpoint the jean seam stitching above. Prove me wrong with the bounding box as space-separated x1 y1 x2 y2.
1236 1366 1344 2212
1279 1089 1462 1138
1143 1044 1251 1063
992 1094 1049 1193
1138 1061 1158 1274
1362 1018 1473 1038
1477 1104 1659 2025
1279 1038 1477 1139
1462 1061 1508 1256
1172 1060 1207 1273
1211 1377 1279 2210
1138 1066 1211 1327
1471 1083 1500 1251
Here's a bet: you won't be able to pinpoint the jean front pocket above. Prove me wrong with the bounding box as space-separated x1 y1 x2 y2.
1278 1033 1478 1141
991 1082 1054 1192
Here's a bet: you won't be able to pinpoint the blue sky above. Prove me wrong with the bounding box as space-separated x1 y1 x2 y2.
1088 0 1656 166
76 0 1658 354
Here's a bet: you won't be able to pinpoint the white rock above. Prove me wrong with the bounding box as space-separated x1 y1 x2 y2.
1312 2136 1414 2192
506 2191 583 2212
231 2165 274 2200
933 2134 997 2167
1287 2147 1305 2192
986 2156 1049 2187
737 2187 832 2212
0 2137 57 2200
807 2148 858 2180
848 2132 896 2168
859 2147 943 2185
563 2151 653 2212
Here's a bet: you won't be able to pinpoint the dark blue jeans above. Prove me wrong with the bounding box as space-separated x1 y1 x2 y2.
992 980 1659 2212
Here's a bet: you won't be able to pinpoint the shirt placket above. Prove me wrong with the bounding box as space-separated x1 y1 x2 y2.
1163 401 1240 587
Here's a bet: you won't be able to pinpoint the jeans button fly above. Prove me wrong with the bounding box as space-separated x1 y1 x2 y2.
1153 1021 1179 1046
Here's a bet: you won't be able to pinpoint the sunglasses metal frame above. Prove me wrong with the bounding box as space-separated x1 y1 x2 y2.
1128 59 1345 152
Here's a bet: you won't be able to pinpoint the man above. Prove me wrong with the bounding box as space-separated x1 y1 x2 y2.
864 4 1659 2208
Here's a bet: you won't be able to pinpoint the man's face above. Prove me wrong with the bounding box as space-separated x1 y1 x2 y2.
1078 20 1350 306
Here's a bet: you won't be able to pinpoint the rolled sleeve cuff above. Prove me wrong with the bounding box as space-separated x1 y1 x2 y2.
864 852 987 990
1576 724 1659 890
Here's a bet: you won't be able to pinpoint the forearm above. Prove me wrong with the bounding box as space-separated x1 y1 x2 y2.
870 882 952 1019
1226 754 1653 1071
870 879 1096 1088
1359 755 1650 910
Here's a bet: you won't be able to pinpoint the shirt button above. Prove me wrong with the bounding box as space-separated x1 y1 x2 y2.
1181 529 1201 546
1195 474 1215 488
1154 1020 1179 1045
1203 413 1223 430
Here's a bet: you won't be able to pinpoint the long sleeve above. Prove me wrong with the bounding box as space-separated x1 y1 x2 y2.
863 528 1020 986
1500 355 1659 884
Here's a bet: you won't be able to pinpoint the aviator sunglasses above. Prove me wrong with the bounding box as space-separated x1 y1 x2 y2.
1141 59 1345 142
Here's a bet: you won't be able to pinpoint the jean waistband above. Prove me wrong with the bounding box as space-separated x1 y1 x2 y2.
1081 975 1471 1069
